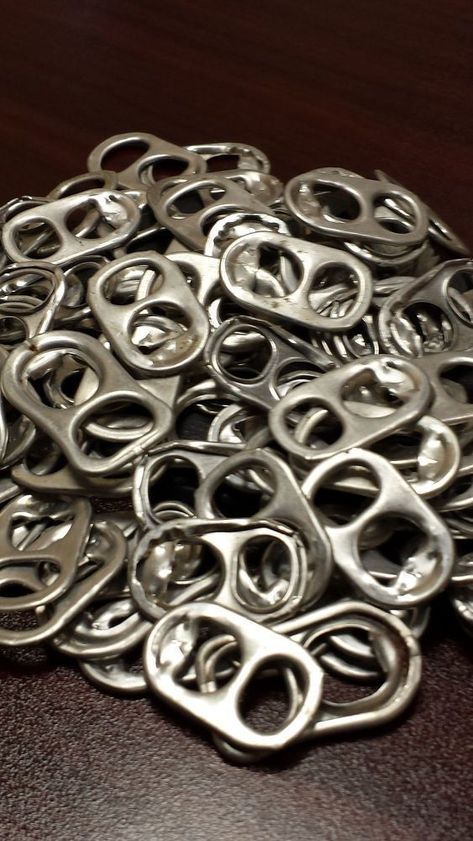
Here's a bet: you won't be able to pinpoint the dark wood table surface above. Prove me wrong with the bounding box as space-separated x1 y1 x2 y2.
1 1 472 839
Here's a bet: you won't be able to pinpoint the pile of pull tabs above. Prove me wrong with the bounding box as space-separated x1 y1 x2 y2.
0 131 472 764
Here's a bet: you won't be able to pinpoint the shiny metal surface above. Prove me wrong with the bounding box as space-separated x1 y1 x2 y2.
0 133 470 764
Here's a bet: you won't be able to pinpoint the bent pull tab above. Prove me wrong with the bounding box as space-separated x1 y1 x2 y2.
269 354 432 462
133 516 309 622
195 447 333 605
2 330 173 477
52 596 151 660
186 141 271 174
2 190 140 265
144 601 324 752
11 520 126 649
87 132 206 191
205 315 336 411
278 600 422 738
285 167 428 246
0 261 66 337
0 518 126 647
302 448 455 608
415 351 473 425
379 259 473 356
87 251 209 377
0 493 91 611
133 440 242 529
375 169 469 256
148 174 272 251
220 231 373 332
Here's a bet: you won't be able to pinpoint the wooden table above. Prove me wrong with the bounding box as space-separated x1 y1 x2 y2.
1 2 472 839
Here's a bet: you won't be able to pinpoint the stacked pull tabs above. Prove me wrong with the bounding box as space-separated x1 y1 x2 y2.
0 131 471 763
